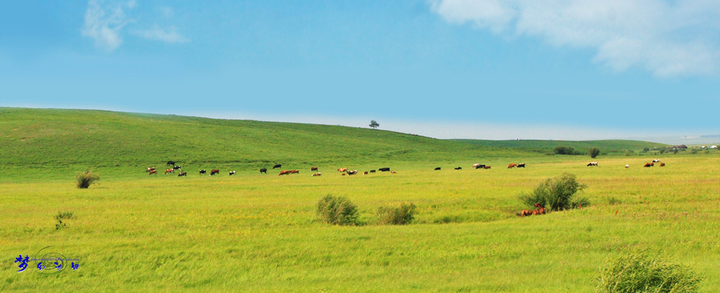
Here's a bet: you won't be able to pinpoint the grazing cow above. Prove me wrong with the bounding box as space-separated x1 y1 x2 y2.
178 172 187 177
167 161 175 166
508 163 517 168
229 171 236 175
625 165 630 168
165 168 174 174
279 170 292 176
474 164 486 169
210 169 220 175
391 171 396 174
364 171 369 175
652 159 661 163
454 167 462 170
149 169 157 175
146 167 156 172
260 168 267 174
199 169 207 174
434 167 441 170
370 170 376 173
173 165 182 170
484 166 491 169
311 167 318 172
337 168 348 172
660 163 665 167
644 163 654 167
519 210 533 217
587 162 598 167
312 172 322 176
378 167 390 172
273 164 282 169
517 163 526 168
289 170 299 174
347 170 358 175
534 203 546 215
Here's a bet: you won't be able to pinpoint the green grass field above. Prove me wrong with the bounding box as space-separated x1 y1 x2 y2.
2 108 719 292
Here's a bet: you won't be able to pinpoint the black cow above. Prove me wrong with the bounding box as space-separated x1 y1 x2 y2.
454 167 462 170
370 170 376 173
434 167 441 170
273 164 282 169
167 161 175 166
173 165 182 170
260 168 267 174
379 167 390 172
474 164 486 169
229 171 236 175
199 170 206 174
178 172 187 177
517 163 526 168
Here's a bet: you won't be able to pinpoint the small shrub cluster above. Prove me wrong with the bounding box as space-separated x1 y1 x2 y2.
554 146 582 155
376 203 417 225
316 195 359 225
589 147 601 158
520 173 588 211
76 171 100 188
55 211 74 230
597 251 702 293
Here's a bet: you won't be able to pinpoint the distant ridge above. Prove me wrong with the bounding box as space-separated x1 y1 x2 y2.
452 139 668 155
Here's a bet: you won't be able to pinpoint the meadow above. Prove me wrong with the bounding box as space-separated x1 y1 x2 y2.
1 108 719 292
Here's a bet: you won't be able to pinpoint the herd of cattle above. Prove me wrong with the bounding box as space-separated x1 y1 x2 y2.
144 159 668 177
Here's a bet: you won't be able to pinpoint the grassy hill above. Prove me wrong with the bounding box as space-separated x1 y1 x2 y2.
454 139 668 155
0 108 530 172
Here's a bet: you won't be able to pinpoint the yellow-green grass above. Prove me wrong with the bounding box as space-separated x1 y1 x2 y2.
2 155 719 292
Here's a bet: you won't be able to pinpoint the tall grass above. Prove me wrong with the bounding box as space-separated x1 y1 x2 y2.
597 251 702 293
519 173 589 211
76 171 100 188
316 195 358 225
376 202 416 225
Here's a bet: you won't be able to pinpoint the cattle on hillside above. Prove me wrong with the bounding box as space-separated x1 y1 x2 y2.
273 164 282 169
370 170 376 173
146 167 156 172
173 165 182 170
378 167 390 172
625 165 630 168
149 170 157 175
508 163 517 168
652 159 661 163
210 169 220 175
167 161 175 166
312 172 322 176
660 163 666 167
311 167 318 172
454 167 462 170
434 167 441 170
178 172 187 177
346 170 358 175
289 170 299 174
644 163 654 167
165 169 174 174
279 170 292 176
199 169 207 174
229 171 236 175
587 162 598 167
260 168 267 174
483 166 491 169
337 168 348 172
517 163 526 168
474 164 486 169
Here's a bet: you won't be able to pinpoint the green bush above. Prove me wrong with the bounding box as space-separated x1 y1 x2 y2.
316 195 358 225
520 173 588 211
597 251 702 293
55 211 74 230
376 202 416 225
76 171 100 188
589 147 601 158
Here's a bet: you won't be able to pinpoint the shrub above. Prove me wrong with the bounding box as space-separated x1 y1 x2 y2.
589 147 601 158
55 211 74 230
597 251 702 293
316 195 358 225
376 202 416 225
519 173 588 211
76 171 100 188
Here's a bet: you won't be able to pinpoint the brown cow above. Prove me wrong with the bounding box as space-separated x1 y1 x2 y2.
660 163 666 167
346 170 358 175
534 203 546 215
312 172 322 176
644 162 654 167
149 169 157 175
508 163 517 168
337 168 348 172
311 167 318 172
483 166 491 169
519 210 533 217
279 170 292 176
210 169 220 175
146 167 156 172
289 170 299 174
165 168 174 174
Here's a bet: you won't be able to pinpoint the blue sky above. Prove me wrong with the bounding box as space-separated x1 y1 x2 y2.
1 0 719 141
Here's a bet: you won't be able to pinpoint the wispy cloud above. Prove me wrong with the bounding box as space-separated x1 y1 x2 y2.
132 26 189 43
81 0 189 51
81 0 134 51
430 0 720 76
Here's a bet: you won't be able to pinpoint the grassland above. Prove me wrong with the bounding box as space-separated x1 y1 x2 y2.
454 139 669 156
2 108 720 292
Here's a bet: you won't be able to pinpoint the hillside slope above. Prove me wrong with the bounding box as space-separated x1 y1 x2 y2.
0 108 524 169
453 139 668 155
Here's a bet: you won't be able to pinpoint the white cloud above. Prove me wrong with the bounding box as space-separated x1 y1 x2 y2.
81 0 189 51
132 26 189 43
81 0 134 51
430 0 720 76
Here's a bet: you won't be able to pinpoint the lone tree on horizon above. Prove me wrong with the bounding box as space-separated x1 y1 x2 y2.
369 120 379 129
